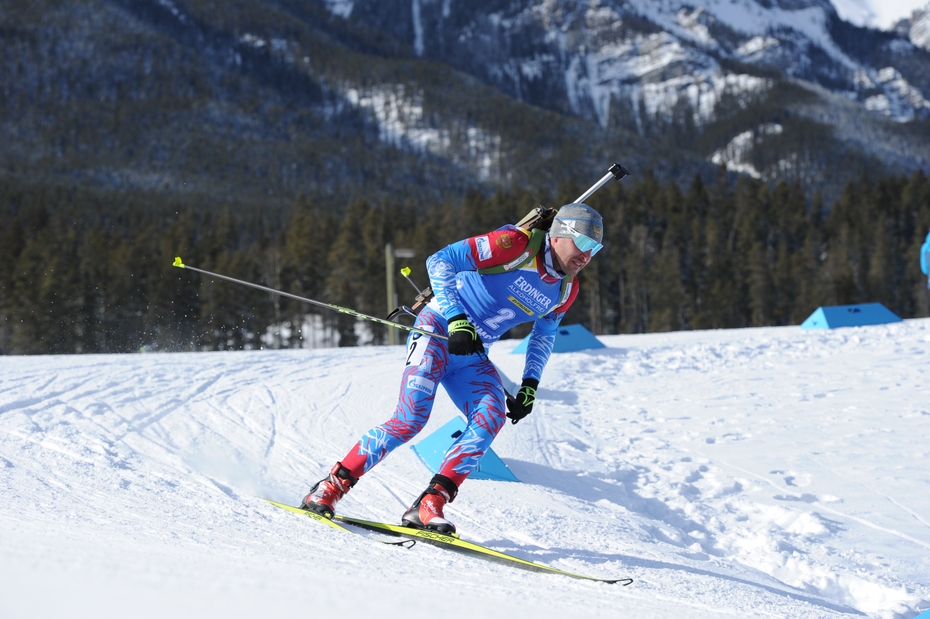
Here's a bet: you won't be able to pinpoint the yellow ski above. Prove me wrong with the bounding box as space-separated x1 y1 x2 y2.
265 499 353 532
334 515 632 585
265 500 415 547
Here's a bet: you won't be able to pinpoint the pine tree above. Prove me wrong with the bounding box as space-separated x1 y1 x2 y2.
625 223 653 333
734 180 773 326
326 199 370 347
152 210 202 352
648 242 686 332
683 174 710 329
360 203 388 344
900 171 930 317
282 193 339 348
0 216 25 354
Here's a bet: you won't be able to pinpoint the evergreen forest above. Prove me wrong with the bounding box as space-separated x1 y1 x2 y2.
2 168 929 356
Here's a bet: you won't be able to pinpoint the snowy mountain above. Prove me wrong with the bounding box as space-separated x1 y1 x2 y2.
322 0 930 182
903 3 930 49
331 0 930 124
3 0 929 210
2 320 929 618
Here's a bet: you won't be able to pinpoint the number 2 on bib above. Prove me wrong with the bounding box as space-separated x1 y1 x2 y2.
484 308 516 330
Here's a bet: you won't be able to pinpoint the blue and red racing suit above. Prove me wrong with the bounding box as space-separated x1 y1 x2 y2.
339 225 580 487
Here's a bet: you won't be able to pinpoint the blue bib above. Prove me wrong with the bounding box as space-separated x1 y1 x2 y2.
457 266 570 343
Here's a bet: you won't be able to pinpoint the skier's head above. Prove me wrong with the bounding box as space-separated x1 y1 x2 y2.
549 203 603 276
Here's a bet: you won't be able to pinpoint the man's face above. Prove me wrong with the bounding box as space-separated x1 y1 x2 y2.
550 235 594 277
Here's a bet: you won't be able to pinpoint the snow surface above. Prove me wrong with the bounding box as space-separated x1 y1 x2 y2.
2 320 930 618
830 0 929 30
625 0 858 69
341 85 501 181
711 122 784 178
911 6 930 49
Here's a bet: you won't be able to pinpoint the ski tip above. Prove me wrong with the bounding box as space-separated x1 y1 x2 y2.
173 256 185 268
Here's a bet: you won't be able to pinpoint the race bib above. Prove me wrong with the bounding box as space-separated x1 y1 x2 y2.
405 326 434 368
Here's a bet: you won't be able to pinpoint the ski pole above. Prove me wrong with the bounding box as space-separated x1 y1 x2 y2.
172 257 448 341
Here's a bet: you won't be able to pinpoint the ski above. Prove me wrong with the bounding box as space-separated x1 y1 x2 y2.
266 499 354 531
334 514 633 585
265 500 415 547
266 500 631 584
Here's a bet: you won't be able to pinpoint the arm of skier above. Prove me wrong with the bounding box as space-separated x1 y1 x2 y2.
425 226 530 320
507 284 580 424
522 315 560 383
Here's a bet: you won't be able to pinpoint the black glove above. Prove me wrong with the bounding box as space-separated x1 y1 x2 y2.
446 314 484 356
506 378 539 424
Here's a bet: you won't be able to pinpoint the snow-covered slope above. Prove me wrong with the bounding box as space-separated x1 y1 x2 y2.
2 320 929 618
908 4 930 49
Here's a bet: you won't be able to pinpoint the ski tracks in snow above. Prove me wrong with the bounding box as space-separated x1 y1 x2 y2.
2 322 929 618
489 320 930 618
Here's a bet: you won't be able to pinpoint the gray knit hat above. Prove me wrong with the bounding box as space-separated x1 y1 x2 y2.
551 203 604 244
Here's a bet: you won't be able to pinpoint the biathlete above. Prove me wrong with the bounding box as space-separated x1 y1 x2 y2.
300 203 605 533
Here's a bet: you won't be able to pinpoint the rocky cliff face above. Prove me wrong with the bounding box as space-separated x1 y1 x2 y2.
333 0 930 123
2 0 928 209
895 4 930 51
322 0 930 183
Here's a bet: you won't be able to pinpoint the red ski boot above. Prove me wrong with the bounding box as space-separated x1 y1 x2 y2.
300 462 358 519
401 474 458 535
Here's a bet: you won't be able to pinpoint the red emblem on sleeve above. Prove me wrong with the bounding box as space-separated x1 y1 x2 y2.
468 228 530 268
